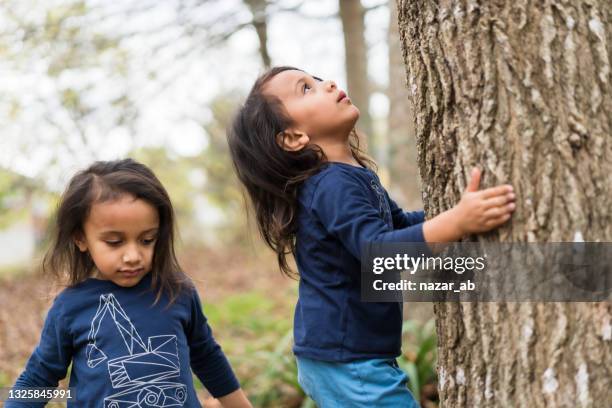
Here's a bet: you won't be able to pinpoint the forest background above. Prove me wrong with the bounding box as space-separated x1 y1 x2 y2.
0 1 438 407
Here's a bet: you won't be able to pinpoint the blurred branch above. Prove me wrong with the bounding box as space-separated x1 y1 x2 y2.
277 9 338 20
270 0 386 20
243 0 270 67
86 0 164 21
41 111 95 162
364 1 388 12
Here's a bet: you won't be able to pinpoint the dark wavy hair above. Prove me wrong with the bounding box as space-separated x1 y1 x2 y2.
43 158 189 304
227 66 375 277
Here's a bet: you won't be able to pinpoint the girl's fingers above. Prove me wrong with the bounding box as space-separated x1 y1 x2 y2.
485 213 512 228
466 168 482 192
483 202 515 218
481 185 513 199
483 193 515 209
483 207 503 218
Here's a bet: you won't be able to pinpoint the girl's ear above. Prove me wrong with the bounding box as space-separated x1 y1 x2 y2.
276 129 310 152
74 234 88 252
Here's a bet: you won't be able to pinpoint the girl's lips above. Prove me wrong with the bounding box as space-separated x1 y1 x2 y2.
337 91 347 102
120 268 142 276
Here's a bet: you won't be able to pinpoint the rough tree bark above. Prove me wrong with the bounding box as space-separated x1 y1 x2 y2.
339 0 373 139
396 0 611 406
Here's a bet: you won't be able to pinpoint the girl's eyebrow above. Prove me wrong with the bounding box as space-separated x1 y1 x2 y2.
98 227 159 236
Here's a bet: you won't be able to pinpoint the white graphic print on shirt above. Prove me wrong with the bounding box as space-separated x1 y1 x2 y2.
86 293 187 407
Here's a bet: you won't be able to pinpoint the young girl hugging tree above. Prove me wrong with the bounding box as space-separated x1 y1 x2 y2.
227 66 516 407
7 159 252 408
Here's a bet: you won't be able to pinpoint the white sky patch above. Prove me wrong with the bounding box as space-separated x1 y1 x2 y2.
187 168 207 189
99 127 133 159
193 194 224 228
370 92 390 118
268 3 345 85
166 121 208 157
365 1 390 89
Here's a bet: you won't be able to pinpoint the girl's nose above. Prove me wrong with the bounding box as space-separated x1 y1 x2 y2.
122 245 141 263
324 80 337 91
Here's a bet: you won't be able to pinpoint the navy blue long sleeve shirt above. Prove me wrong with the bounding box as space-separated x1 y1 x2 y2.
7 273 239 407
293 162 426 362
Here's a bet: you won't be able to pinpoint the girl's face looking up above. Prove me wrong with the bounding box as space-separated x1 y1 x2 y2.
75 194 159 287
264 69 360 150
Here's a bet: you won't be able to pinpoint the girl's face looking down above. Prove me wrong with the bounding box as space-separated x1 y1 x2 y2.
75 194 159 287
264 69 360 151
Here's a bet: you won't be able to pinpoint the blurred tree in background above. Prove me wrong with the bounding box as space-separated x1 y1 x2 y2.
387 0 421 208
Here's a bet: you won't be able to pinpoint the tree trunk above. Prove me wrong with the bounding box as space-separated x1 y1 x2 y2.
339 0 373 139
396 1 611 406
244 0 271 68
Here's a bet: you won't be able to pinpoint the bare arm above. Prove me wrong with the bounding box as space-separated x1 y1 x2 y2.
423 168 516 243
217 389 253 408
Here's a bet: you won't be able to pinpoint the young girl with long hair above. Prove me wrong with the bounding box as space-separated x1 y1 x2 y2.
7 159 252 408
228 66 516 407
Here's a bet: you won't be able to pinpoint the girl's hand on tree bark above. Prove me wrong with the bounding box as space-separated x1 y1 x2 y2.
422 168 515 243
454 167 515 234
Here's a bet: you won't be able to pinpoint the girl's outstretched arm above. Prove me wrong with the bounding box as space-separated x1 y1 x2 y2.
5 297 72 407
217 389 253 408
423 167 516 242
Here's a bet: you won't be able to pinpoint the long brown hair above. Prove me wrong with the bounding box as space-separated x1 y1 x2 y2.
227 66 375 277
43 158 189 304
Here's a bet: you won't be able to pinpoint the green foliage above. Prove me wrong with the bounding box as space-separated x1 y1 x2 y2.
193 93 250 243
204 292 288 334
130 147 200 222
0 168 52 230
0 264 30 279
0 371 10 387
199 289 314 407
245 329 299 406
129 141 247 245
202 292 437 407
397 319 438 402
200 95 245 210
